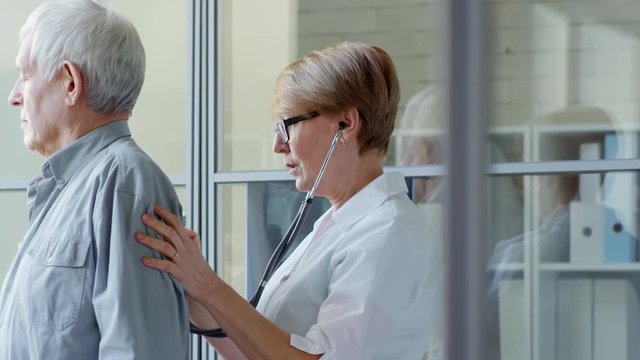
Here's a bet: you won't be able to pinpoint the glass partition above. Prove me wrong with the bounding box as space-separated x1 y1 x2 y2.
216 181 330 298
489 171 640 359
489 2 640 163
218 0 446 170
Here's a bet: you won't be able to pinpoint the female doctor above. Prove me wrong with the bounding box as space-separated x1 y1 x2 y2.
136 42 442 359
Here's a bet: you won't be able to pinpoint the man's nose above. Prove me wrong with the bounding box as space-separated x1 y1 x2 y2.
8 82 22 107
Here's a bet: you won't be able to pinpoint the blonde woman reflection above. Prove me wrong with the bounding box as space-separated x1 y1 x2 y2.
397 86 445 204
396 86 445 360
398 86 530 359
488 106 619 274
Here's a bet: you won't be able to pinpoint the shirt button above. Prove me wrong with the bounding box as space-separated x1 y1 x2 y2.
57 178 65 185
48 256 53 264
281 274 290 283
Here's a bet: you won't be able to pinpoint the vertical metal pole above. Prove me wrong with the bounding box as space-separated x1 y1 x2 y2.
445 0 490 360
189 0 218 359
207 1 219 359
188 0 203 359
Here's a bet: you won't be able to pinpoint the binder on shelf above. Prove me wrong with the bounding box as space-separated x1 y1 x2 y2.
602 132 638 223
570 202 637 263
593 278 640 360
570 202 605 264
603 208 637 263
579 142 601 202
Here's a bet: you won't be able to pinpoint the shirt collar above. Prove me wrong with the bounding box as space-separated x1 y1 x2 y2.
44 120 131 188
330 172 408 231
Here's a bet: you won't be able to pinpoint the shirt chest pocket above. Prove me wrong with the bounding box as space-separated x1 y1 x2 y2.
21 234 92 330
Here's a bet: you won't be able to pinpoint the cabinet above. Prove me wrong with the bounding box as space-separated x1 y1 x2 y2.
395 115 640 360
532 122 640 360
491 119 640 360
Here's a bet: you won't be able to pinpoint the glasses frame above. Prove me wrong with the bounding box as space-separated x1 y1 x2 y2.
275 111 320 143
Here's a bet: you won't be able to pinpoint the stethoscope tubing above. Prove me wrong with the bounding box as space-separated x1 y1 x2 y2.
190 126 344 338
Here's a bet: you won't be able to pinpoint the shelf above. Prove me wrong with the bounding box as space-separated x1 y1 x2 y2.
539 263 640 272
488 263 524 272
393 125 526 137
536 123 640 134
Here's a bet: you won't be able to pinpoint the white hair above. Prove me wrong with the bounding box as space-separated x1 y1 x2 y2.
20 0 145 115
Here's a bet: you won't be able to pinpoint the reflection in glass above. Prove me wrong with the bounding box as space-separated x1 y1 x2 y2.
535 106 639 164
489 171 640 359
218 184 248 295
395 86 445 166
410 176 445 360
217 182 329 297
490 1 640 162
246 182 330 295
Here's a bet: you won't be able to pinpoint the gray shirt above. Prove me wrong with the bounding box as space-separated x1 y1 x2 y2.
0 120 189 359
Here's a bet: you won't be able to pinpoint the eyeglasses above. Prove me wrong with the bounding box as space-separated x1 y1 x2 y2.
274 111 320 143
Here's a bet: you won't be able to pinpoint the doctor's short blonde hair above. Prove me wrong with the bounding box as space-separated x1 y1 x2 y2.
273 42 400 155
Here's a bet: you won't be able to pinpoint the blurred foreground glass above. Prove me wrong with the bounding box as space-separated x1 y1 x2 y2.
488 171 640 359
489 2 640 162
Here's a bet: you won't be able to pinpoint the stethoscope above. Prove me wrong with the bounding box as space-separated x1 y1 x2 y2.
190 122 345 338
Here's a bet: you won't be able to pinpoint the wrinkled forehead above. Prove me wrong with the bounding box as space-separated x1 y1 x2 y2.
15 38 33 72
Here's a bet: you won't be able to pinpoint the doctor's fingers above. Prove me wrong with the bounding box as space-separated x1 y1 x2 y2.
150 205 203 250
136 232 180 261
153 204 190 237
141 254 181 279
141 214 184 251
185 228 203 249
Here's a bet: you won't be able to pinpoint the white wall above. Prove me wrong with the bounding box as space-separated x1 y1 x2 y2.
220 0 298 171
490 1 640 126
298 0 640 130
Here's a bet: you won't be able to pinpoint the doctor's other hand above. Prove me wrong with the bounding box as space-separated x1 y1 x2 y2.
136 204 217 303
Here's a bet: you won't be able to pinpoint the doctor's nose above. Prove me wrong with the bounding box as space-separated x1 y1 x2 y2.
273 132 289 154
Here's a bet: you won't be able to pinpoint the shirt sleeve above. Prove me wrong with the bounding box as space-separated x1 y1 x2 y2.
289 219 440 359
92 189 189 360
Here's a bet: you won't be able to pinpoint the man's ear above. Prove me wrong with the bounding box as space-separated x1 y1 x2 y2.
61 60 83 106
337 106 361 145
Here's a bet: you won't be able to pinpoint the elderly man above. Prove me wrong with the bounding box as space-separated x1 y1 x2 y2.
0 0 189 358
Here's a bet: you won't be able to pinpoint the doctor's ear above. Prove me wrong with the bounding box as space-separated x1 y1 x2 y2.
336 107 361 143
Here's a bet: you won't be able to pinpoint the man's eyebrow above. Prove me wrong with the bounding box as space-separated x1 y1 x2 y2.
16 65 29 75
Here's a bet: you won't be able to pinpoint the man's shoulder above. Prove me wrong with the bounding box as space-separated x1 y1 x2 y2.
103 137 154 167
95 137 175 196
